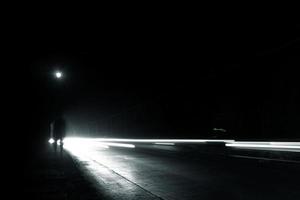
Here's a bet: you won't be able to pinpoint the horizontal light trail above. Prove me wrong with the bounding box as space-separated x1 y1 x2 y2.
226 141 300 151
100 142 135 148
154 143 175 145
226 143 300 149
64 138 110 151
227 141 271 144
270 142 300 146
65 137 234 143
228 141 300 145
64 138 135 149
62 137 300 152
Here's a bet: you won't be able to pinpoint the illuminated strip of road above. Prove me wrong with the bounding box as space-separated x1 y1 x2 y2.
230 155 300 163
63 139 160 199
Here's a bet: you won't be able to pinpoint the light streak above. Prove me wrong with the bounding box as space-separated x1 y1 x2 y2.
154 143 175 145
226 143 300 149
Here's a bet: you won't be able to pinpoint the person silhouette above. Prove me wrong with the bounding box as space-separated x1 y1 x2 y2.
53 116 66 155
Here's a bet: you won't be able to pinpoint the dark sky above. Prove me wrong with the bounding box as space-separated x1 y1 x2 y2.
4 18 300 156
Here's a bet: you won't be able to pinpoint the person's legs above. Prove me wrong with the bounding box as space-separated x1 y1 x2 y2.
59 137 64 156
53 139 58 154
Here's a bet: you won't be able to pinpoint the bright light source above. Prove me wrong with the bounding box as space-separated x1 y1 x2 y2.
48 138 55 144
63 138 109 154
57 139 61 146
55 71 63 79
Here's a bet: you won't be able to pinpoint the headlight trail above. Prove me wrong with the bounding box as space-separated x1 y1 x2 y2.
270 142 300 146
100 142 135 148
226 141 271 144
60 137 300 152
63 138 110 154
226 143 300 151
154 143 175 145
65 137 234 143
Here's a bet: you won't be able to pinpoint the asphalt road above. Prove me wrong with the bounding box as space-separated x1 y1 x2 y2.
65 143 300 200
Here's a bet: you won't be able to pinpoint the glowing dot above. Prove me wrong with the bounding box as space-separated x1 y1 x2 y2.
48 138 55 144
55 71 62 78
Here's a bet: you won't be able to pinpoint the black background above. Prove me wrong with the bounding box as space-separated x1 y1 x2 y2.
2 15 300 176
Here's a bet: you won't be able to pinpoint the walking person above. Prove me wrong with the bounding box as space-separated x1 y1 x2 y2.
53 116 66 155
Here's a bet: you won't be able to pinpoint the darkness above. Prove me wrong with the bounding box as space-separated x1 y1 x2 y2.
3 17 300 170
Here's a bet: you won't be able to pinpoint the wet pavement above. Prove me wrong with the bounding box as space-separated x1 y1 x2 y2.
66 143 300 200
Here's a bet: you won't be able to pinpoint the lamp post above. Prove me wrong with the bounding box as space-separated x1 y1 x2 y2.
49 70 65 147
53 70 65 112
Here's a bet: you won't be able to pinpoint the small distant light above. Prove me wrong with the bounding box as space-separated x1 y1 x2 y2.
48 138 55 144
213 128 227 132
55 71 63 79
57 139 61 146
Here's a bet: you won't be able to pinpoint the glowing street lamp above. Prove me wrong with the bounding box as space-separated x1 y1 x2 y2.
55 71 63 79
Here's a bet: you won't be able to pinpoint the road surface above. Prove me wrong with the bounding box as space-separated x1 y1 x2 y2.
65 142 300 200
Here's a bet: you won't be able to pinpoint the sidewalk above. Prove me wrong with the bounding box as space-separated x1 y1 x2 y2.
22 144 103 200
